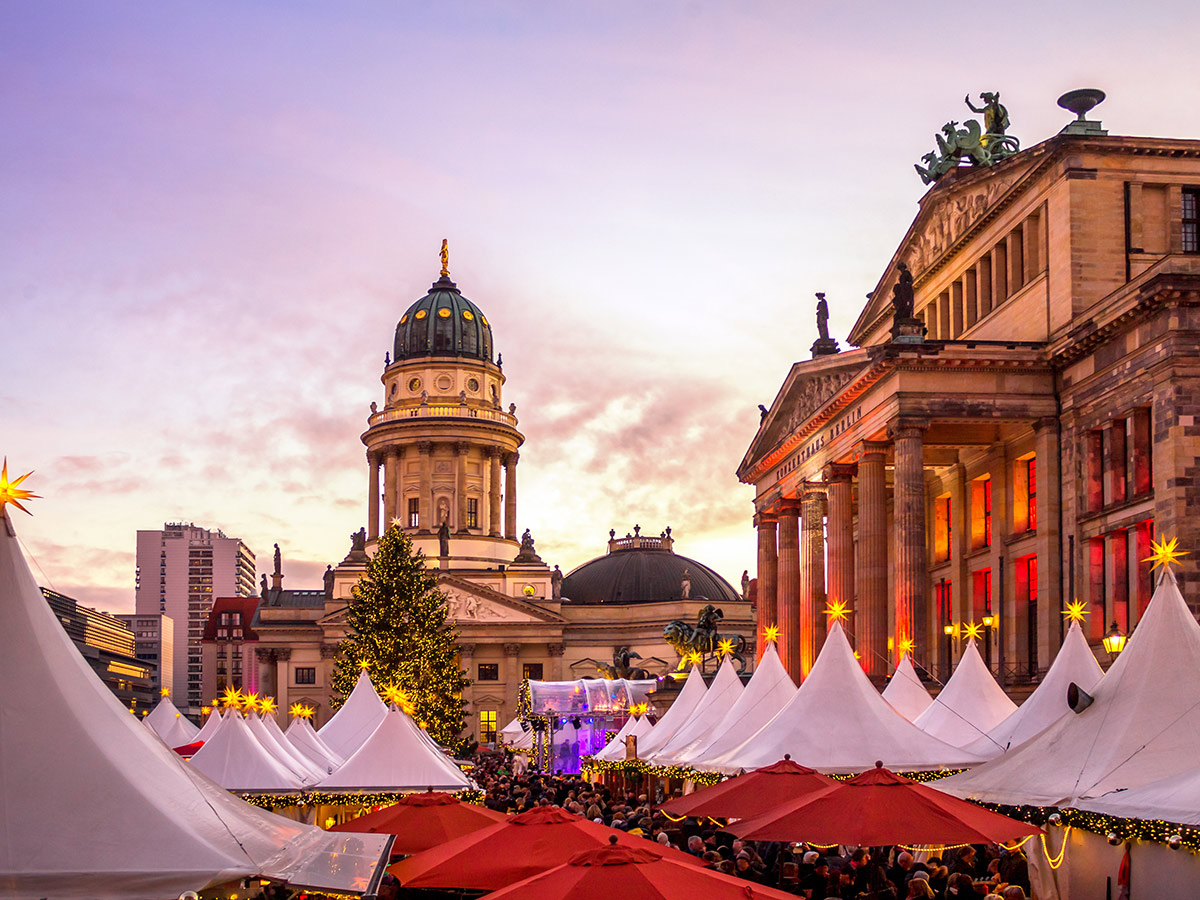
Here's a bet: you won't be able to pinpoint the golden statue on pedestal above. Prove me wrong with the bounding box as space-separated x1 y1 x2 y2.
439 239 449 277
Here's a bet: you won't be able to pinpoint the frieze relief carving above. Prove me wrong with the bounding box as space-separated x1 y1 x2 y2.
785 370 855 433
908 173 1020 276
443 587 528 622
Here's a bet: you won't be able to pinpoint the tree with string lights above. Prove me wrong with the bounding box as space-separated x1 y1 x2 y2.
330 525 470 750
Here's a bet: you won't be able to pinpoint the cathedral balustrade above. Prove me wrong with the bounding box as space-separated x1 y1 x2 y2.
369 404 519 427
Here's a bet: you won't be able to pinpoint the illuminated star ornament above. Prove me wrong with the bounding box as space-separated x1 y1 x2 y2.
289 702 314 719
359 659 372 670
687 650 704 667
824 599 849 625
0 459 40 516
716 638 735 658
962 621 984 641
160 687 170 698
221 686 244 709
898 637 915 656
258 696 278 716
1145 535 1188 571
763 624 780 643
1062 599 1090 623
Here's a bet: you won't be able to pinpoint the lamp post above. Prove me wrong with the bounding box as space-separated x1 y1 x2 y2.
1102 620 1127 661
981 613 995 670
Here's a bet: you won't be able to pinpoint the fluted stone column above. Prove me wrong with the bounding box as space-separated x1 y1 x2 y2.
456 442 470 532
504 452 519 540
503 642 522 717
799 484 827 676
488 448 502 536
754 510 779 662
547 643 565 680
383 448 399 528
825 462 856 638
776 499 801 684
856 443 889 676
889 418 930 664
417 441 433 532
367 451 381 540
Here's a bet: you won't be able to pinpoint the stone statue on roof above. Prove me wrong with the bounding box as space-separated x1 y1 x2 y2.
891 262 915 319
816 292 830 341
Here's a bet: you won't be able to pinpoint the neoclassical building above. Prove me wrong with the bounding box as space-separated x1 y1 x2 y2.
234 254 753 738
743 100 1200 693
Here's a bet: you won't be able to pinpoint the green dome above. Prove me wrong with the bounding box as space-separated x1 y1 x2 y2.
393 275 495 363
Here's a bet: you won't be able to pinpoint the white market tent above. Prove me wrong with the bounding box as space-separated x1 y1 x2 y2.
592 714 641 762
144 695 200 747
194 707 223 743
285 715 344 772
964 619 1104 759
881 654 933 721
673 641 796 767
318 705 472 791
704 621 982 774
913 640 1017 747
318 668 389 759
629 666 708 758
650 656 744 764
499 716 534 750
246 712 326 783
0 509 390 898
188 710 305 791
1076 764 1200 825
938 569 1200 807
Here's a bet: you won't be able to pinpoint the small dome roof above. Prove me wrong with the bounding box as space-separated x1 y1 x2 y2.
393 275 494 364
561 530 742 605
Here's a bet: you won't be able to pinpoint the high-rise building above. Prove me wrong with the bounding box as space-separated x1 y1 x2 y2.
115 613 175 697
135 524 255 713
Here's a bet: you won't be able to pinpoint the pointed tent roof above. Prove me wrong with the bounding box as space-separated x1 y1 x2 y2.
195 707 222 743
882 654 933 721
651 656 745 765
913 641 1016 747
319 706 472 792
704 622 981 773
593 715 641 763
631 666 708 758
964 621 1104 759
0 510 389 897
144 695 200 747
285 715 344 772
318 669 388 759
672 641 796 767
246 712 325 783
188 710 305 791
939 570 1200 807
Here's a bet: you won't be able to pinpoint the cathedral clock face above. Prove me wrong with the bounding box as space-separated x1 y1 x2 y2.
408 377 421 392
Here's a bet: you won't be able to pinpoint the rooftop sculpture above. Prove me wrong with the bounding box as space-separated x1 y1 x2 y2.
915 92 1020 185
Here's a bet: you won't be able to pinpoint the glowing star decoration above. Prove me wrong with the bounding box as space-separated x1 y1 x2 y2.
1145 536 1188 571
687 650 703 667
0 459 40 516
1062 600 1090 623
201 706 212 717
288 702 311 719
221 686 243 709
717 638 735 658
160 687 170 697
962 621 984 641
359 659 371 670
243 692 260 713
824 599 849 625
898 638 915 656
258 697 278 716
763 624 780 643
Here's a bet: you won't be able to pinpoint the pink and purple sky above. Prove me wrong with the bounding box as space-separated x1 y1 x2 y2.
5 1 1198 612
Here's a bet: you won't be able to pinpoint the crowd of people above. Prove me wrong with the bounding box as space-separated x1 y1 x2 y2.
468 751 1034 899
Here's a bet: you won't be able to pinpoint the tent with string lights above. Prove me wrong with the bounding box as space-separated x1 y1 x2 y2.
646 655 743 764
318 705 472 791
670 641 795 767
628 665 708 758
144 694 201 748
964 617 1104 759
703 621 982 774
881 653 933 721
592 713 641 762
188 709 307 791
937 563 1200 808
0 493 391 898
285 711 344 772
318 668 389 759
912 639 1016 747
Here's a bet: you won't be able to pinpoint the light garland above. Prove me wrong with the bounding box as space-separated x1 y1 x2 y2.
1041 826 1070 869
980 803 1200 854
238 787 485 811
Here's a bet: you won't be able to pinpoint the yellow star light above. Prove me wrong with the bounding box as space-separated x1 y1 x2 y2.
717 638 735 658
1145 536 1188 571
1062 600 1089 623
359 659 371 670
763 624 780 643
201 706 212 717
899 637 915 656
0 459 40 516
160 687 170 697
259 696 278 715
288 702 306 718
824 600 849 624
962 621 984 641
244 692 261 713
687 650 703 667
221 686 243 709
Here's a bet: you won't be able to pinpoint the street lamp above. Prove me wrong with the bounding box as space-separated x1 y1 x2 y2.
1102 621 1127 658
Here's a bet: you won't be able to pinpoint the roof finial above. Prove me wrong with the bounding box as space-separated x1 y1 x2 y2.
439 239 449 277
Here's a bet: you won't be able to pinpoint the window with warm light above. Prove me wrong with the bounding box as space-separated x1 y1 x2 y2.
934 495 952 562
523 663 543 680
1013 455 1037 533
467 498 479 529
970 477 992 549
408 498 419 528
479 709 497 742
477 663 499 681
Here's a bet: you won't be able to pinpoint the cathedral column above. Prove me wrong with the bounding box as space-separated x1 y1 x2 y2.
383 448 399 529
456 442 470 532
889 417 930 665
503 642 522 718
776 499 802 684
367 451 381 540
417 441 433 532
504 452 519 540
824 462 856 632
754 509 778 661
458 643 476 713
546 643 565 681
273 648 291 717
488 448 502 536
856 442 889 676
799 484 827 676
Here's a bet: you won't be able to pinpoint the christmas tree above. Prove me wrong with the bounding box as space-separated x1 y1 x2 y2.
330 525 470 750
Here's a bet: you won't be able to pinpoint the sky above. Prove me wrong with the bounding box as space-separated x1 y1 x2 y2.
4 0 1199 613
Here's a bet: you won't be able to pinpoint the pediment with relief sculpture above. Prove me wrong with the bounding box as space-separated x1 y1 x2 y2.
438 574 565 625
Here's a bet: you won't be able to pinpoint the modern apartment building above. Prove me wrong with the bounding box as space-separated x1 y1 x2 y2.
115 613 175 697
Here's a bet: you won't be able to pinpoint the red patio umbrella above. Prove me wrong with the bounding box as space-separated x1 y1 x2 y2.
329 790 508 853
658 756 835 820
389 805 703 890
726 762 1042 847
478 835 803 900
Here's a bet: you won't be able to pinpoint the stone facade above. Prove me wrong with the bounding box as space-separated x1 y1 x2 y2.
742 129 1200 691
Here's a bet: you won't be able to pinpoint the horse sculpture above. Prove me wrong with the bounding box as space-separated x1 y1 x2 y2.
663 604 749 673
596 646 652 681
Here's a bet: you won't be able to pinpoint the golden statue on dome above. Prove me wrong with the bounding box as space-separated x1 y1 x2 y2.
439 238 449 277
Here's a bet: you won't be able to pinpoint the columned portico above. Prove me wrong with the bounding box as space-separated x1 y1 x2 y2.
455 442 470 532
823 462 856 620
889 417 929 665
417 441 433 532
856 442 888 676
776 499 801 683
798 483 827 676
504 452 518 540
367 451 381 540
754 510 778 660
384 448 400 527
488 448 502 536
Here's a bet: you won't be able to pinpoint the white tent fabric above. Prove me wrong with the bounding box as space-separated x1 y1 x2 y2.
1076 764 1200 825
285 716 344 772
629 666 708 758
188 711 305 791
964 620 1104 759
318 706 472 791
704 622 982 773
194 707 223 743
650 656 744 764
499 716 525 739
938 570 1200 807
0 510 389 898
318 669 388 759
592 715 641 762
882 654 933 721
246 713 325 782
263 711 336 775
673 641 796 767
144 696 200 747
913 640 1017 747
